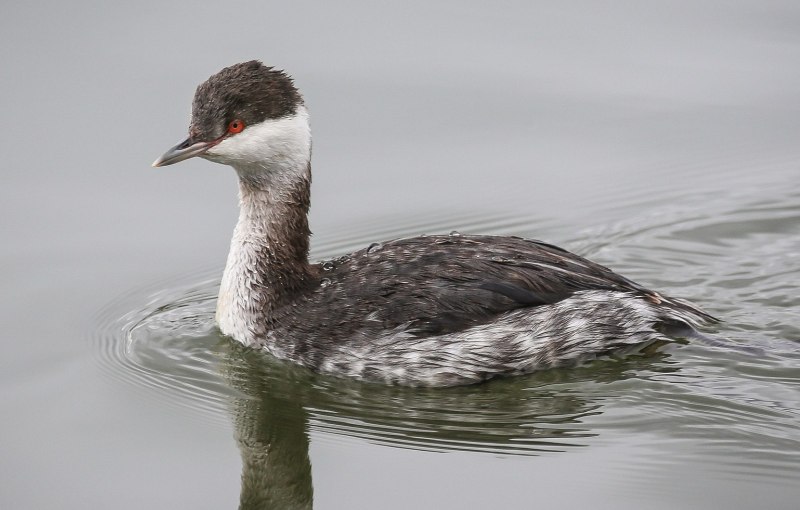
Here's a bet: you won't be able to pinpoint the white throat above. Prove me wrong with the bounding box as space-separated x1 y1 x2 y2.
204 105 312 181
211 106 313 345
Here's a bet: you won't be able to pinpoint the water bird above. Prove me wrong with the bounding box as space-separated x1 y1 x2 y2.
153 61 716 386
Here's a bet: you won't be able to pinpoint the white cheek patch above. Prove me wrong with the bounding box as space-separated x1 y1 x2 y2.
205 106 311 177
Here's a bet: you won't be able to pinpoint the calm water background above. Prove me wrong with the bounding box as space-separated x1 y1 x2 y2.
2 1 799 508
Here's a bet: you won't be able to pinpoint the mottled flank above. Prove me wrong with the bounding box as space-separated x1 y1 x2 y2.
238 230 715 387
162 61 718 387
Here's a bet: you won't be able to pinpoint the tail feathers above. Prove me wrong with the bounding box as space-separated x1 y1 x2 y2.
663 296 720 325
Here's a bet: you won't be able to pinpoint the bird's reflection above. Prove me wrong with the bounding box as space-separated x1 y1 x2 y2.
221 343 675 509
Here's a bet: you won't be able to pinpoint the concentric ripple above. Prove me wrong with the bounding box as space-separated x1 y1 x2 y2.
90 190 800 468
92 270 238 425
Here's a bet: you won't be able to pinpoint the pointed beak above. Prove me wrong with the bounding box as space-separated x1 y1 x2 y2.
152 136 217 167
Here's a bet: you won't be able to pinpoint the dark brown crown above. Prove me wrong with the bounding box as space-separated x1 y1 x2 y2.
189 61 303 142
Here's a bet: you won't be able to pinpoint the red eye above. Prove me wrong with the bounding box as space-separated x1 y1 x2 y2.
227 119 245 134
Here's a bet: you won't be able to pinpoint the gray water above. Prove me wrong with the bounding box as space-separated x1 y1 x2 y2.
2 1 799 508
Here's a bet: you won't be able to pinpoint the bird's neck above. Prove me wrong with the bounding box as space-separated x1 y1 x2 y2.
216 162 315 345
237 170 313 273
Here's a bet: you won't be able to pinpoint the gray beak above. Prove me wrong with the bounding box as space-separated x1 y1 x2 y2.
152 137 215 167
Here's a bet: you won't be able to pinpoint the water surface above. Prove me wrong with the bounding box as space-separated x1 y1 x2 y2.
2 1 799 508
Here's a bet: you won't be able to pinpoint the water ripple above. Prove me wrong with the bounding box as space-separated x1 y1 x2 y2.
90 188 800 473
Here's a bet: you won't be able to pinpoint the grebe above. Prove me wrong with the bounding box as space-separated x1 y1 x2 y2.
153 61 715 387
